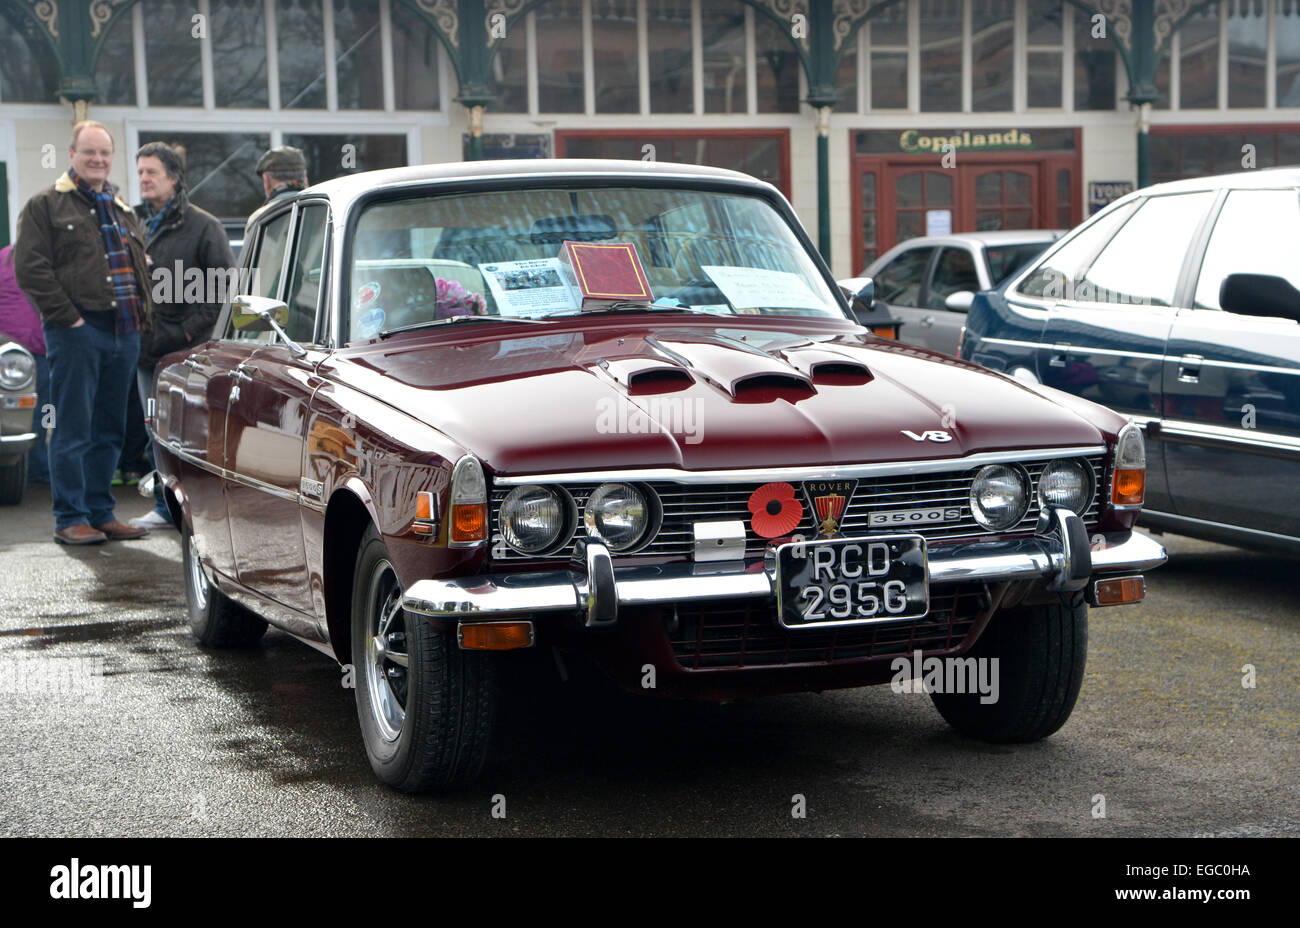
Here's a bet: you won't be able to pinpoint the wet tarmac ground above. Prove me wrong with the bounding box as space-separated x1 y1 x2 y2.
1 484 1297 836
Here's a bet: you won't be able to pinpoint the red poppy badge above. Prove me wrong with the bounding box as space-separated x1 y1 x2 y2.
747 482 804 539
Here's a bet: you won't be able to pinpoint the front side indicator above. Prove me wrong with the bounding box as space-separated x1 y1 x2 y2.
413 490 438 537
458 620 535 650
1089 575 1145 606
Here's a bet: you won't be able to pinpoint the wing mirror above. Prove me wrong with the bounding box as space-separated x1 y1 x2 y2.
231 294 307 358
1219 273 1300 322
837 276 876 309
944 290 975 313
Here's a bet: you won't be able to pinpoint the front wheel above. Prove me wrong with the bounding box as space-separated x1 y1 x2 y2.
351 526 497 792
930 598 1087 743
0 456 26 505
182 521 267 647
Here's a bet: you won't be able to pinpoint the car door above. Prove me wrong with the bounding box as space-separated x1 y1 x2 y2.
871 245 936 347
1032 192 1216 513
225 203 330 627
1159 186 1300 541
919 245 981 355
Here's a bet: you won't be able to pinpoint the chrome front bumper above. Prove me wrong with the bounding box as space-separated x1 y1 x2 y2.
403 510 1167 628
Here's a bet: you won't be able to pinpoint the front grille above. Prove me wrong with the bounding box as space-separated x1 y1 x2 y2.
490 455 1105 560
665 583 991 669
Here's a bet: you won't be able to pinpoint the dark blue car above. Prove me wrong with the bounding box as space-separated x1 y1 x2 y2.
960 168 1300 555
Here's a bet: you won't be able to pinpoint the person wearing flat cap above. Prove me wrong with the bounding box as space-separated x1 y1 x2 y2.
257 146 308 203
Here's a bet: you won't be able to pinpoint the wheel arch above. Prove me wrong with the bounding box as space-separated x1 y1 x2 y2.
322 480 381 665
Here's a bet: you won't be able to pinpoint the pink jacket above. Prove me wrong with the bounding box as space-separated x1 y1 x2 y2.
0 245 44 355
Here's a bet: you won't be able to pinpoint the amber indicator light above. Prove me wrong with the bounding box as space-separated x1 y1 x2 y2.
1094 576 1144 606
872 326 897 339
460 621 533 651
451 503 487 542
1112 468 1145 505
17 396 36 409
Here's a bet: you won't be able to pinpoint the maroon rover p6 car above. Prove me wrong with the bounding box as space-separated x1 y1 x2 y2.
150 160 1166 792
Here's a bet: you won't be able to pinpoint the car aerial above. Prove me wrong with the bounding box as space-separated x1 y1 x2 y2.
149 159 1166 793
959 167 1300 556
0 335 38 505
852 231 1064 356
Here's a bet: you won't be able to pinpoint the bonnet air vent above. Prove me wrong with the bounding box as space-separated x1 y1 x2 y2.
729 372 816 402
626 367 694 395
809 360 873 385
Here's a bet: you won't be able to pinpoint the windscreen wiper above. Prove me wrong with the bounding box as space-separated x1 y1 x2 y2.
379 315 548 338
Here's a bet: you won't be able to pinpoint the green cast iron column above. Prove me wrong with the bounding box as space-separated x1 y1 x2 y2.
57 0 99 113
1126 0 1158 188
457 0 494 160
805 0 839 264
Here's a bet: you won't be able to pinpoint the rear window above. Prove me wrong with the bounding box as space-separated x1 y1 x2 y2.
986 242 1052 286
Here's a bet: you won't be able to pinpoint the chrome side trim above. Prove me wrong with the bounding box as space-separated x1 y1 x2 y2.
156 434 327 513
1140 509 1300 552
402 528 1166 621
0 432 37 444
1153 419 1300 458
976 336 1166 363
492 446 1108 486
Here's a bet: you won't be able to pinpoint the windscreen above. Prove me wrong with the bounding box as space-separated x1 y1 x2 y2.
346 185 845 340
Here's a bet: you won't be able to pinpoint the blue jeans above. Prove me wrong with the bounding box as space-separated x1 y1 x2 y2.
44 322 141 530
136 365 172 522
27 353 50 482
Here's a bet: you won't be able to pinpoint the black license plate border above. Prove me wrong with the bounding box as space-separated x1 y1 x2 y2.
773 534 931 630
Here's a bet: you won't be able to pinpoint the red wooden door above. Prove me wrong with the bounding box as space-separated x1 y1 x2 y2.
961 164 1040 231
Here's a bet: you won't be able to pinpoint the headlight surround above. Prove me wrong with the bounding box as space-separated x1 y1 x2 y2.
970 464 1030 532
499 484 570 555
584 482 656 552
1038 458 1094 515
0 346 35 391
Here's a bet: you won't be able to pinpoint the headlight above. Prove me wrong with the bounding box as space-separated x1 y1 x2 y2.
499 484 569 554
584 482 655 552
1111 421 1146 508
1038 458 1093 514
0 346 35 390
970 464 1030 531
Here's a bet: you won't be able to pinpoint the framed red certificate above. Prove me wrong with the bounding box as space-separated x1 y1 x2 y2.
558 241 654 303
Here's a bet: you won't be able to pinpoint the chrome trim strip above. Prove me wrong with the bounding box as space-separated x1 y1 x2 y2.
976 336 1165 363
1154 419 1300 456
402 528 1166 621
492 446 1108 486
0 432 37 444
157 435 327 512
1168 356 1300 377
1141 509 1300 549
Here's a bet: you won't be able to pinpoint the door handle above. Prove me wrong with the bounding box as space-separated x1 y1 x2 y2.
1177 354 1203 384
1048 343 1071 368
920 316 935 327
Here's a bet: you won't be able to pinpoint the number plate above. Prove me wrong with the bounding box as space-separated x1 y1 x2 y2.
775 535 929 629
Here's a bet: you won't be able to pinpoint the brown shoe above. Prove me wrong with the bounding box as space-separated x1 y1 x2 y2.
94 519 148 541
54 524 108 545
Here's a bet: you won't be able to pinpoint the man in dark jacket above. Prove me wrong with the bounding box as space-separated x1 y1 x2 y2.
14 120 153 545
130 141 236 530
257 146 308 204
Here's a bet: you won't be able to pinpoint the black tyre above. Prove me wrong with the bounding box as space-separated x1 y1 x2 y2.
351 526 497 793
931 598 1087 743
0 456 26 506
182 521 267 647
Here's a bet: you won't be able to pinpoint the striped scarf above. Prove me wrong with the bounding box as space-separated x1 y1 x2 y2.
69 166 143 335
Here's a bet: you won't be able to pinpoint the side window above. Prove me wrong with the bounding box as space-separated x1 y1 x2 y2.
875 247 934 307
249 211 292 299
1193 189 1300 310
284 204 329 343
1017 201 1137 298
1075 192 1214 307
926 247 979 309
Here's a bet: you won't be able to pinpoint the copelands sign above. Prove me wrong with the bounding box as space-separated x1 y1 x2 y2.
899 128 1035 153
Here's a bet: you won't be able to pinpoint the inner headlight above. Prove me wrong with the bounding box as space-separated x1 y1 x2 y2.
970 464 1029 532
584 482 653 552
0 347 35 390
1038 458 1093 514
499 484 568 554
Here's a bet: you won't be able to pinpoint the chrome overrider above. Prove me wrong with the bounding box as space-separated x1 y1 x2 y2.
402 507 1168 633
